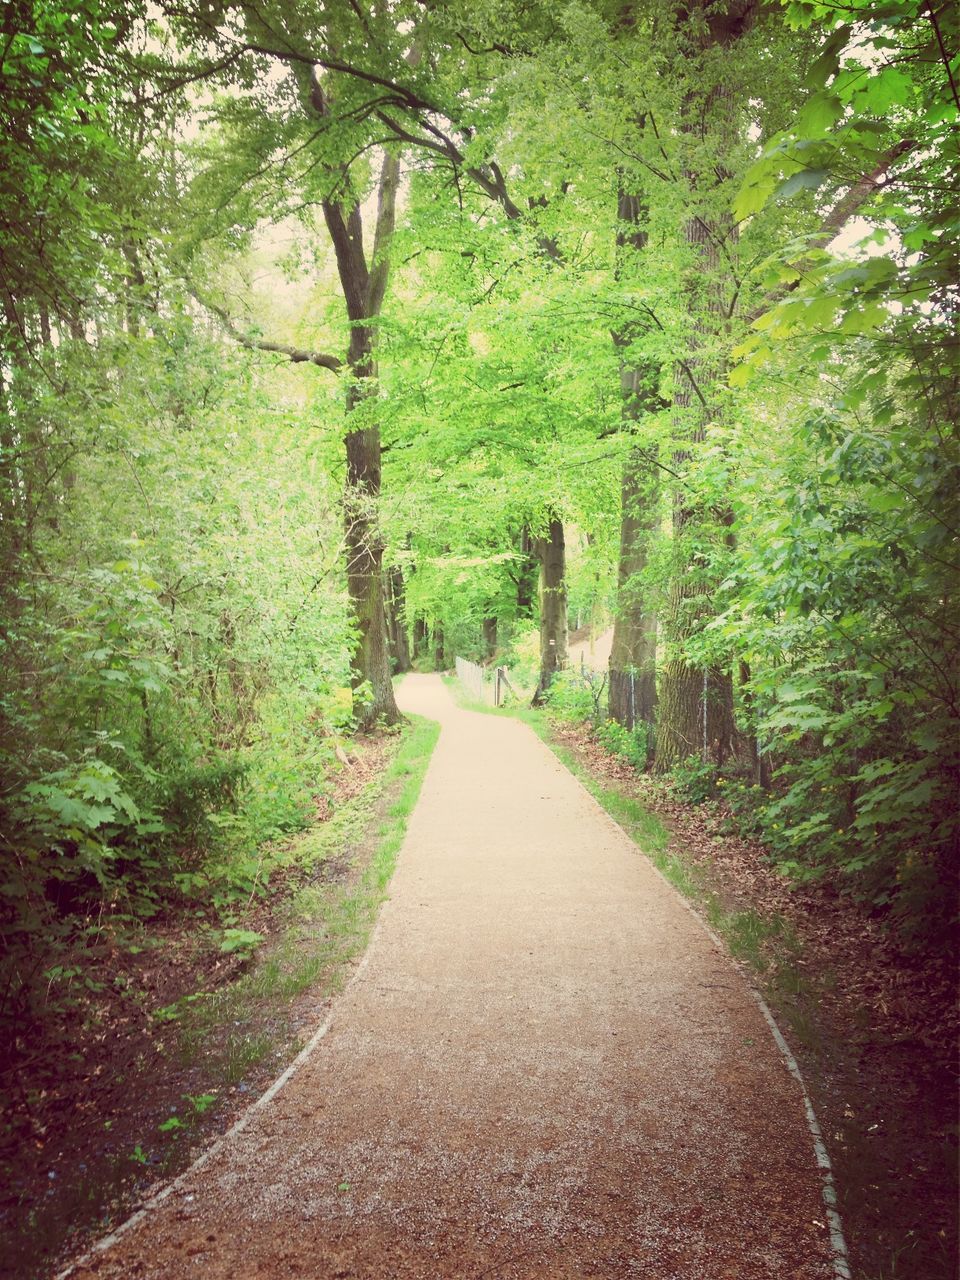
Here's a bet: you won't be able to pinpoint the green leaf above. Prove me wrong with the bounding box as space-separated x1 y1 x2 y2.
855 67 913 115
796 93 844 137
733 173 779 221
803 26 852 91
219 927 264 955
776 168 830 201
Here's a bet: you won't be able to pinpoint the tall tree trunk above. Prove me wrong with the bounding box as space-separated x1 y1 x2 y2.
412 616 428 660
385 565 412 673
739 660 771 789
0 371 20 537
321 146 402 729
341 351 399 727
122 238 146 338
608 187 659 735
532 517 568 705
654 5 752 772
608 447 657 732
298 56 403 729
433 621 445 671
514 525 538 620
37 304 52 348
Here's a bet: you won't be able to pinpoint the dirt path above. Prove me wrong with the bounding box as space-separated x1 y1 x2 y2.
65 676 840 1279
569 625 614 674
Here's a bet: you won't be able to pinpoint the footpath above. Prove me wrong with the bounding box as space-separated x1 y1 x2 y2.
66 674 840 1279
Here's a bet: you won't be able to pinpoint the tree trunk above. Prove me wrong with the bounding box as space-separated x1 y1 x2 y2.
482 616 498 660
654 7 751 772
515 525 538 620
412 617 428 660
122 238 146 337
532 517 568 705
0 371 20 537
385 566 412 673
739 660 771 788
321 147 402 730
608 186 659 737
608 447 657 732
433 622 445 671
342 385 399 727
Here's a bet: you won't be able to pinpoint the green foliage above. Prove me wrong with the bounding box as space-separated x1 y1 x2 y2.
0 0 954 1073
542 669 601 724
714 0 960 947
0 327 353 1035
670 757 721 806
219 928 264 958
595 719 651 770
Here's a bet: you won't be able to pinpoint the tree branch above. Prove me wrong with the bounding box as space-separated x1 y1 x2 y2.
747 138 918 321
193 291 342 371
366 150 401 316
815 138 918 245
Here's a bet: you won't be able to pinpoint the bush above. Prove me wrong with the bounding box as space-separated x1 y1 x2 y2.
595 718 651 769
544 669 606 724
670 755 720 804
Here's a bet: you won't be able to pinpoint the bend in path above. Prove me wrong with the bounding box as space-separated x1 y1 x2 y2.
68 674 838 1279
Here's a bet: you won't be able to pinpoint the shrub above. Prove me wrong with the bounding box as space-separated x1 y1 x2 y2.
595 718 651 769
544 669 606 724
670 755 720 804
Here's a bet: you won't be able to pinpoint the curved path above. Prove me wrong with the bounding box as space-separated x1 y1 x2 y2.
69 675 838 1279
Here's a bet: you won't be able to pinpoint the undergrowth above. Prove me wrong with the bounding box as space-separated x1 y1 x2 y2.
164 712 439 1118
1 710 439 1280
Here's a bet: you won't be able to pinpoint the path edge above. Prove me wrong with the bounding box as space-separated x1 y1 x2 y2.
53 915 385 1280
523 718 853 1280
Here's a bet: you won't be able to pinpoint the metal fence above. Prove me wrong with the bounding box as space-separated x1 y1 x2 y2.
455 657 519 707
455 655 485 703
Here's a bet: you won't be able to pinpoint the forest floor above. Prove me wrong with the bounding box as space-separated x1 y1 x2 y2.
539 715 958 1280
0 719 437 1280
56 675 840 1279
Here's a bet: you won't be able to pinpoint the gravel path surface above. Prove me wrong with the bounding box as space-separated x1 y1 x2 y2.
68 675 838 1279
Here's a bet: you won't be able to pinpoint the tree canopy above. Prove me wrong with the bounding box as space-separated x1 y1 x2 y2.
1 0 956 1058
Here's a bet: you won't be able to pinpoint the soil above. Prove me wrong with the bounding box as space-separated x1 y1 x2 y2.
58 676 839 1279
0 733 396 1280
547 718 958 1280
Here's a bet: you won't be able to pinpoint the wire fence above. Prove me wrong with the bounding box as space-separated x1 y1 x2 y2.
455 656 485 703
455 657 517 707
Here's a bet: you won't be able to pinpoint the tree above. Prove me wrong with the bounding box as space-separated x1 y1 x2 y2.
607 185 663 737
649 0 759 772
531 515 569 703
713 0 960 938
